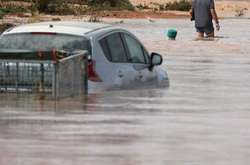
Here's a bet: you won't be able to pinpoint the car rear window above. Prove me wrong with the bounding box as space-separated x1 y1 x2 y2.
0 33 91 54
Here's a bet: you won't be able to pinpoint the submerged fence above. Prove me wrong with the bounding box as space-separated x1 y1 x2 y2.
0 51 88 99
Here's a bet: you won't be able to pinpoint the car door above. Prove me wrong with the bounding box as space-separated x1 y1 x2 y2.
98 32 138 89
121 32 158 86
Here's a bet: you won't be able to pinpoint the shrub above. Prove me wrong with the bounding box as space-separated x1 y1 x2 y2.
32 0 52 12
32 0 82 15
46 1 75 15
0 9 4 19
164 0 192 11
0 0 32 17
87 0 134 11
0 7 29 18
1 0 134 15
136 3 151 10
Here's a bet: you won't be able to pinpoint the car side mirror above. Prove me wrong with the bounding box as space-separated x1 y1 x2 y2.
149 52 163 71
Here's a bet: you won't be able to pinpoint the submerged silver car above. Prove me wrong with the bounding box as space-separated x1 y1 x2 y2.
0 21 168 91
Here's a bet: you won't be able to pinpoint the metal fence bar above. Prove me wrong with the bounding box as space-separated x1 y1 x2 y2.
0 60 54 93
0 50 88 99
15 62 18 93
54 51 88 99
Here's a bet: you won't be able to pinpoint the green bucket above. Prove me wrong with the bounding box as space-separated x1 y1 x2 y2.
166 29 177 40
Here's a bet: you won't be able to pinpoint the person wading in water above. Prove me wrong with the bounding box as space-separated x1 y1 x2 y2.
190 0 220 38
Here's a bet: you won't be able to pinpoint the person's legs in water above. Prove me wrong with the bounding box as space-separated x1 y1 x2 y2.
196 26 205 38
197 32 204 38
206 31 215 37
204 23 215 38
196 23 215 38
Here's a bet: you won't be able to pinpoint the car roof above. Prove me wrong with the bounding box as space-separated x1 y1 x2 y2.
2 21 112 36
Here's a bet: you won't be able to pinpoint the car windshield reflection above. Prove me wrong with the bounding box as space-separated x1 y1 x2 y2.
0 33 91 53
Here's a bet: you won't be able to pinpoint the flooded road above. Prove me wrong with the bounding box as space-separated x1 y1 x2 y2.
1 19 250 165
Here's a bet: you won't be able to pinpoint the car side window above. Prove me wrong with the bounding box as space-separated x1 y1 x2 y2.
123 34 145 64
100 33 127 63
99 38 111 61
143 47 150 64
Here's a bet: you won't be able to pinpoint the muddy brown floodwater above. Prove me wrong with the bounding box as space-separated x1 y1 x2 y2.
1 19 250 165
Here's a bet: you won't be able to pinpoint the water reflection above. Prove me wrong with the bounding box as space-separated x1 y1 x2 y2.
1 19 250 165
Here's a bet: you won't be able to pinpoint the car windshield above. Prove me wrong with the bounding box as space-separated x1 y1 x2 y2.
0 33 91 53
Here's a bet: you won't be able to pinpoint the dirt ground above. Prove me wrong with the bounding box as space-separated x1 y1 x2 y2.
216 1 250 17
98 0 250 18
130 0 250 18
97 10 189 19
1 0 250 33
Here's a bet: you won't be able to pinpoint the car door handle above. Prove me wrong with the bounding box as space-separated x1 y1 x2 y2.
138 71 143 79
118 71 124 78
